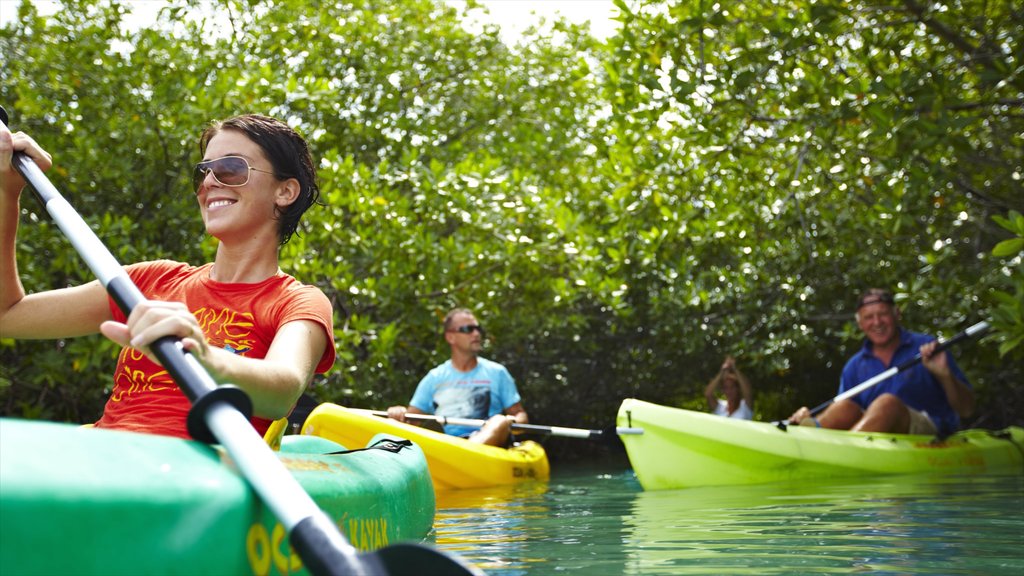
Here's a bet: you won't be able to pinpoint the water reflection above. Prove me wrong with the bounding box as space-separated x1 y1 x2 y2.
432 474 639 574
626 474 1024 575
432 482 548 573
432 470 1024 576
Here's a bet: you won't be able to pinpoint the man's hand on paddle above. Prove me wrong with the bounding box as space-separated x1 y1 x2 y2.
386 405 426 424
387 405 409 423
788 406 811 425
919 340 951 378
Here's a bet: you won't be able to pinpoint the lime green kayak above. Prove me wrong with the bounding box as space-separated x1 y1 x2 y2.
617 398 1024 491
0 417 435 575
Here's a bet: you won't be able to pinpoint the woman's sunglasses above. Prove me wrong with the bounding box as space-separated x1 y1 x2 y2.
193 156 275 191
450 324 486 337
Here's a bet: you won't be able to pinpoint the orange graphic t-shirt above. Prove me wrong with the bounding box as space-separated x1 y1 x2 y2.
94 260 335 439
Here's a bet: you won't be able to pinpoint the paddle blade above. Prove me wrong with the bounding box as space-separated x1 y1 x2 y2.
370 543 487 576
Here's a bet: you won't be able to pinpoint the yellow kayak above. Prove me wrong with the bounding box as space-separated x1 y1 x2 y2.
301 404 550 490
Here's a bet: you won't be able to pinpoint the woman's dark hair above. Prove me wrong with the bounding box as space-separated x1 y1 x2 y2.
198 114 319 245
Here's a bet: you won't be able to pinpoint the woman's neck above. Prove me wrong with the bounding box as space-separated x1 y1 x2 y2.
210 244 280 283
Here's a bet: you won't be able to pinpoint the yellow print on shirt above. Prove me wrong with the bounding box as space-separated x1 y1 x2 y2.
194 307 256 355
110 347 172 402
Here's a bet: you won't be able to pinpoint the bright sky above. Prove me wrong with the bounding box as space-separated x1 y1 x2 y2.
451 0 620 40
0 0 621 40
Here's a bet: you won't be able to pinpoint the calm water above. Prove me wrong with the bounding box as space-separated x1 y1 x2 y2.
429 466 1024 575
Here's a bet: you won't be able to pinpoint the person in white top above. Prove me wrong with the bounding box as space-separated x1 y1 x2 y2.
704 355 754 419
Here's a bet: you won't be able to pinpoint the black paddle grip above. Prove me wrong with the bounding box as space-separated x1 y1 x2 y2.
291 514 384 576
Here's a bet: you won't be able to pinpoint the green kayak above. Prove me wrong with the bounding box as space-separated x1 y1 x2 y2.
0 417 436 575
617 398 1024 491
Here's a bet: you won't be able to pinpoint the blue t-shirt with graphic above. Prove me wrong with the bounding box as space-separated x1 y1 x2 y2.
409 358 521 437
840 329 971 436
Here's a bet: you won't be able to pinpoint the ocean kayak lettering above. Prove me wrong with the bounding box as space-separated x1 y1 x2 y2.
246 523 273 576
246 517 389 575
278 456 332 472
347 517 389 551
512 466 537 479
925 454 985 468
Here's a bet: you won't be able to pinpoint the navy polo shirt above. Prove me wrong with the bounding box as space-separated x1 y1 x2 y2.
839 329 971 435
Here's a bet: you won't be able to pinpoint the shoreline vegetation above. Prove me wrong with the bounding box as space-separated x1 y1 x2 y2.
2 0 1021 461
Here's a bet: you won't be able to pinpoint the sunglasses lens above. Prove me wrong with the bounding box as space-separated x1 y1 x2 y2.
213 157 250 185
192 165 207 191
193 157 250 190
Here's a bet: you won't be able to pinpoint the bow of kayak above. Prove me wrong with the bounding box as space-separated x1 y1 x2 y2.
0 417 435 575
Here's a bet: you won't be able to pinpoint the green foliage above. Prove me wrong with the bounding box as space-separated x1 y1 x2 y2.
2 0 1021 447
600 0 1023 426
990 211 1024 358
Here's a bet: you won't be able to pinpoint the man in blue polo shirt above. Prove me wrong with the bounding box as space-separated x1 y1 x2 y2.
789 289 974 435
387 307 528 447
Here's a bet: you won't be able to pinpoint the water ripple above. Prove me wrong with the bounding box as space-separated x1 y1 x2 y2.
432 472 1023 575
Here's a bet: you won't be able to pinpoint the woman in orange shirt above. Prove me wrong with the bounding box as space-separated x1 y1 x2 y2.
0 114 335 439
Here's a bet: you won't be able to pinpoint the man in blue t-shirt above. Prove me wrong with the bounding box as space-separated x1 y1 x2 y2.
789 289 975 436
387 308 528 446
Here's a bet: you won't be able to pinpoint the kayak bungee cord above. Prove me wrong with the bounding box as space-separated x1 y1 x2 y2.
1 106 483 576
775 320 991 431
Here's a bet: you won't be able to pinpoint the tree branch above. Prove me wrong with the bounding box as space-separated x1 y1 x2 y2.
900 0 1007 80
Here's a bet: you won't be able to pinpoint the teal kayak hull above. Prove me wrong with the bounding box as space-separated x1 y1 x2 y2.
618 399 1024 491
0 418 435 575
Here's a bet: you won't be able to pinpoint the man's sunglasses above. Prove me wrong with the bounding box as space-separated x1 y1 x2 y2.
450 324 486 337
193 156 275 191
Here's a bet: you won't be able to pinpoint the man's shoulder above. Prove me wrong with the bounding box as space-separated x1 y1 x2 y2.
475 357 510 372
900 329 934 345
844 342 871 365
426 359 452 374
892 329 939 355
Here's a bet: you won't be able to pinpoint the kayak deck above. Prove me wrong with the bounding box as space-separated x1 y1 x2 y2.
617 398 1024 491
301 403 550 490
0 418 435 575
